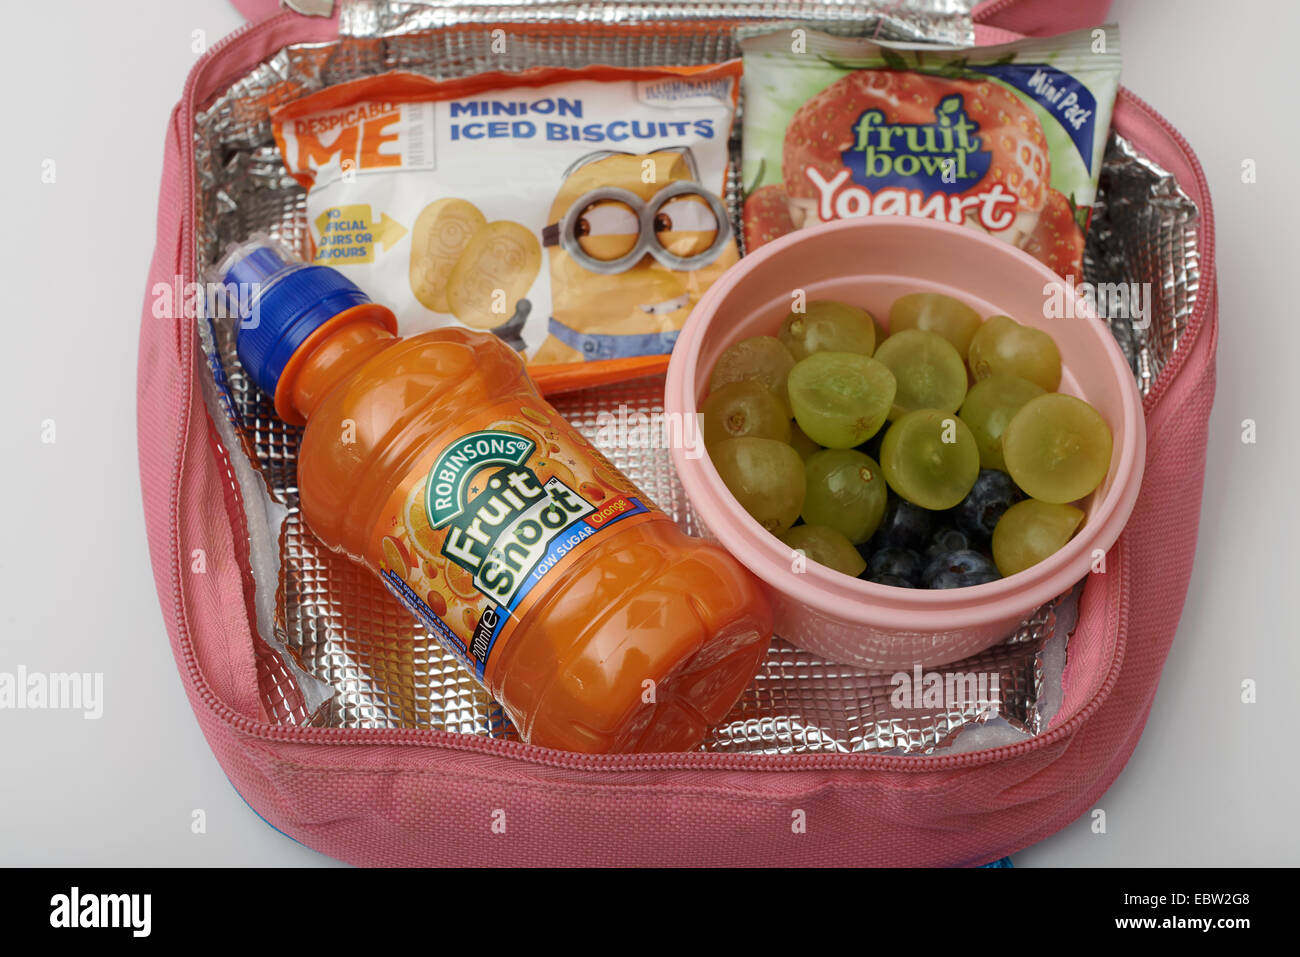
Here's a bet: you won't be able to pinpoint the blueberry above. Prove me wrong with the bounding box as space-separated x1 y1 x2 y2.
922 549 1001 589
925 526 970 560
864 547 923 585
929 568 1001 589
857 430 885 462
871 496 935 552
865 573 916 588
951 469 1023 543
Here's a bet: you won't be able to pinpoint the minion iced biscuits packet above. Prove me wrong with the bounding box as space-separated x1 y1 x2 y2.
270 65 741 390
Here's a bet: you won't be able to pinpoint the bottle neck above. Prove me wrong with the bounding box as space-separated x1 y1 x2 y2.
274 304 398 425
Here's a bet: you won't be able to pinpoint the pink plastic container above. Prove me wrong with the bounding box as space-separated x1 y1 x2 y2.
666 217 1146 669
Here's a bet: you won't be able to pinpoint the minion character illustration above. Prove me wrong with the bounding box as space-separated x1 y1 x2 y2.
531 148 738 364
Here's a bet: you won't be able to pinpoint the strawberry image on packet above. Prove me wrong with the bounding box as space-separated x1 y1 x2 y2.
740 25 1121 279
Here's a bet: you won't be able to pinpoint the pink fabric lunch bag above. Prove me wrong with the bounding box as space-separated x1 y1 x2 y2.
137 0 1217 866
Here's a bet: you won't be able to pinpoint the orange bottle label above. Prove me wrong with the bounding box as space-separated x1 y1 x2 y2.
370 400 661 682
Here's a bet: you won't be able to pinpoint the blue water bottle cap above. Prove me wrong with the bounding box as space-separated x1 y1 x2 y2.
210 234 376 399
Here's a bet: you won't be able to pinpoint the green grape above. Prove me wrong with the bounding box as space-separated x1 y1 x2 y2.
873 328 969 420
778 300 876 360
958 374 1046 471
880 409 980 510
788 420 822 460
966 314 1062 391
702 379 792 449
1002 393 1112 504
710 437 805 533
889 292 984 357
708 335 796 410
787 351 896 449
780 524 867 578
801 449 888 544
992 499 1085 576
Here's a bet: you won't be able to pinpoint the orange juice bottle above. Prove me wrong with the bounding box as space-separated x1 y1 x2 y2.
215 236 771 753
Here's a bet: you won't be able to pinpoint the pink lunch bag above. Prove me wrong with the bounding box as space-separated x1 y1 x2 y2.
137 0 1217 866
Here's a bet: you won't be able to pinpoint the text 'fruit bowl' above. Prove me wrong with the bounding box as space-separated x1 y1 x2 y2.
666 217 1145 670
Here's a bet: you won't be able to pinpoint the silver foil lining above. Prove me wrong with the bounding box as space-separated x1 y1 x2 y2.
1083 135 1201 395
192 0 1200 753
339 0 975 45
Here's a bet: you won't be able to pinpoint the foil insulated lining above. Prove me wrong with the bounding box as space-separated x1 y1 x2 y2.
339 0 975 45
1083 135 1201 395
190 1 1201 754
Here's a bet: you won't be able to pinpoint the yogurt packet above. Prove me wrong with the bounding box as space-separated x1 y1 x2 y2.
740 25 1121 278
270 64 741 392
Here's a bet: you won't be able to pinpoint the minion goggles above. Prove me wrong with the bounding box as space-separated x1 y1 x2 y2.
541 154 732 275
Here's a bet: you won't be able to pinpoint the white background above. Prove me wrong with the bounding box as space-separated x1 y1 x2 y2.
0 0 1295 867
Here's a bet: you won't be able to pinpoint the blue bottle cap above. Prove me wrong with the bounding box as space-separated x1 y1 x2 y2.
212 235 376 399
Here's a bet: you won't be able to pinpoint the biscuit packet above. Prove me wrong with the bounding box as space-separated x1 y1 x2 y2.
740 25 1121 278
270 64 741 393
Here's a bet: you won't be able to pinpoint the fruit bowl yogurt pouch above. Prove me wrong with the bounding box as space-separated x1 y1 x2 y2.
270 64 741 392
740 25 1121 278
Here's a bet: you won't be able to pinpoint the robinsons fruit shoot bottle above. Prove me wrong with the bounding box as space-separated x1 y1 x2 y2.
214 236 772 753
